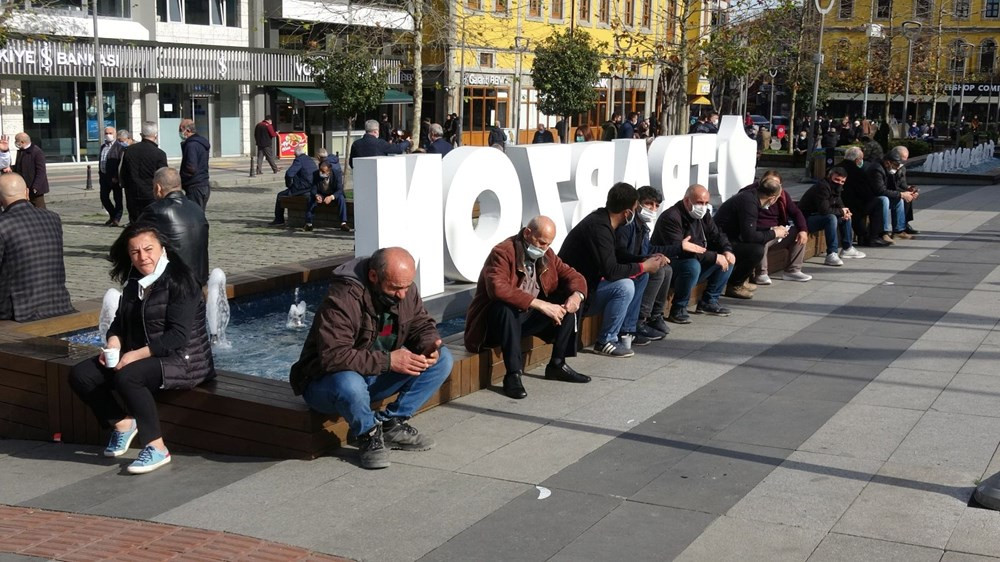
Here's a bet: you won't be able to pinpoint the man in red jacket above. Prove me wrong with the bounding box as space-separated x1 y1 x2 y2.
465 216 589 399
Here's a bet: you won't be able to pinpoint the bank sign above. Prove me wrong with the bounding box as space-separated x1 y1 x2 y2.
354 115 757 297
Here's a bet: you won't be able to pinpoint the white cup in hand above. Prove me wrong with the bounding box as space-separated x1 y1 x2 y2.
103 348 120 368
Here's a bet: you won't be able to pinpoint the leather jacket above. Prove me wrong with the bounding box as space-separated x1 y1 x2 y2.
138 191 210 284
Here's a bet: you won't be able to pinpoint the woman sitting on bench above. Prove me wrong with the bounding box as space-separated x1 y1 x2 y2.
69 224 215 474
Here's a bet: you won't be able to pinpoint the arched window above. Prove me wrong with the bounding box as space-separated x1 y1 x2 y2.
950 39 968 72
835 39 851 71
981 40 997 73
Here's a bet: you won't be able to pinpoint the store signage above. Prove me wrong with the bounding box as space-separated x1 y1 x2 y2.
278 132 309 158
465 74 509 86
0 44 120 69
943 83 1000 94
354 115 756 296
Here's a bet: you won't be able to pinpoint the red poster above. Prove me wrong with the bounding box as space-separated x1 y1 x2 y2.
279 132 308 158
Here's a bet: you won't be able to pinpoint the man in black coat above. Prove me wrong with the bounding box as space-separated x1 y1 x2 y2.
867 151 916 241
426 124 453 156
349 119 411 168
138 167 210 285
798 166 866 265
487 122 507 149
119 122 168 223
254 115 281 174
714 176 786 299
12 132 49 208
271 146 318 226
559 182 668 357
532 123 554 144
179 119 211 210
99 127 128 226
0 173 75 321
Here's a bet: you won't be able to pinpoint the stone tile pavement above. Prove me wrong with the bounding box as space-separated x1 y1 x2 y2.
3 165 1000 561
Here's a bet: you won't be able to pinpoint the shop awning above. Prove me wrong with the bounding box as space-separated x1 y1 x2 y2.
382 89 413 105
277 87 331 107
690 96 712 106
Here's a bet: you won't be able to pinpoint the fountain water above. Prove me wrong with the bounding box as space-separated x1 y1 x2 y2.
97 288 122 346
206 268 231 348
918 141 996 173
286 287 307 329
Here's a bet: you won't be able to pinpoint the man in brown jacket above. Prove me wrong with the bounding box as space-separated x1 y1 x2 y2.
289 247 453 469
465 216 589 400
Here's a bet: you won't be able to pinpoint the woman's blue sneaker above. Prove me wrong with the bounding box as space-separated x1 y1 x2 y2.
103 420 137 457
127 445 171 474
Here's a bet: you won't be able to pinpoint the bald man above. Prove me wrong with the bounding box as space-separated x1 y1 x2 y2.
0 173 75 321
465 216 590 399
11 132 49 208
289 247 453 469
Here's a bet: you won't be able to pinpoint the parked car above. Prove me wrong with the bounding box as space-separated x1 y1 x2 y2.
770 116 790 133
748 114 771 131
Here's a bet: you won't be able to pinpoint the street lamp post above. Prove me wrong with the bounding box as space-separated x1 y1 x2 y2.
768 68 777 124
92 0 104 143
806 0 836 175
957 41 974 130
861 23 884 120
900 20 923 127
513 36 529 144
615 34 633 121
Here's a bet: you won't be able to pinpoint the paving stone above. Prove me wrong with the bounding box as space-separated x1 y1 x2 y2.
712 395 845 450
398 410 544 472
941 553 1000 562
799 404 923 461
831 462 976 549
932 374 1000 417
727 451 881 531
851 367 956 410
958 345 1000 376
945 507 1000 558
888 411 1000 474
674 516 825 562
806 533 943 561
774 361 880 403
889 338 978 373
548 502 715 562
417 488 621 562
630 439 789 514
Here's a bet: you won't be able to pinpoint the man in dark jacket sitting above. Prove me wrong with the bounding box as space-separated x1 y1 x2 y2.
714 177 787 299
426 123 453 155
651 184 733 324
270 146 318 226
289 247 452 470
179 119 211 209
139 167 210 285
868 150 916 241
465 216 589 399
559 182 669 357
308 161 351 232
798 166 866 266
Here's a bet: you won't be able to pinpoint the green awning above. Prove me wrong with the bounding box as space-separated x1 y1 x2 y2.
278 87 330 107
382 89 413 105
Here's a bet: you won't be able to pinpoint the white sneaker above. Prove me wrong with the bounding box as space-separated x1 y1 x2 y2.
840 246 866 259
782 271 813 282
754 274 772 285
824 252 844 266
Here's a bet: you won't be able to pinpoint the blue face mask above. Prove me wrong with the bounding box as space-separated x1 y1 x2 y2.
525 244 545 261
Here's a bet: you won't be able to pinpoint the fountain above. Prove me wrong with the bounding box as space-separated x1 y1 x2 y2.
917 141 996 173
286 287 307 329
97 288 121 346
206 268 231 348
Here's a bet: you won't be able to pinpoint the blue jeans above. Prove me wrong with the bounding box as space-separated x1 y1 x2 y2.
306 193 348 224
806 214 854 254
671 257 733 310
889 197 906 232
585 276 645 344
274 188 311 223
302 347 453 436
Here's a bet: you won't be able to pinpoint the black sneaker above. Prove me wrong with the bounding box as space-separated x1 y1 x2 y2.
905 223 920 235
667 307 691 324
636 323 666 341
357 424 390 469
646 315 670 335
303 223 314 232
381 417 435 451
695 300 732 317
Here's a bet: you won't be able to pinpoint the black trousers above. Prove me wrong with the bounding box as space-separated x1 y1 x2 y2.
69 356 164 446
185 184 210 211
99 173 123 221
256 146 278 173
729 241 766 286
125 193 154 225
484 300 577 374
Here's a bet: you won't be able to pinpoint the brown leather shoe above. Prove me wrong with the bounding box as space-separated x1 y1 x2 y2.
725 283 754 300
881 234 896 245
893 231 913 240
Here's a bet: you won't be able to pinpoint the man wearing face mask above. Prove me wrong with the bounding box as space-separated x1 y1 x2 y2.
714 177 786 299
838 146 893 247
307 161 351 232
98 127 127 226
465 216 589 399
559 182 669 357
615 186 708 338
867 151 915 241
178 120 211 210
290 247 453 470
652 184 734 324
747 171 812 285
11 132 49 208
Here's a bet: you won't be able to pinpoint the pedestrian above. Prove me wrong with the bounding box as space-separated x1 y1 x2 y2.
254 115 281 174
532 123 554 144
178 119 211 210
487 121 507 149
138 166 210 285
119 122 168 224
270 145 317 226
99 127 127 226
11 132 49 208
379 114 392 141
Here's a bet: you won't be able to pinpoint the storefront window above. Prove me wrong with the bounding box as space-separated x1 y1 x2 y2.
573 88 608 128
20 81 129 163
157 0 238 25
462 87 509 132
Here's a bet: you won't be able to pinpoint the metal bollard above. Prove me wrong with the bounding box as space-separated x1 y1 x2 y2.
85 165 93 190
249 156 256 177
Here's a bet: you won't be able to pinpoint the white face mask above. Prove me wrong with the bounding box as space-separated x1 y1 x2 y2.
639 207 657 223
105 134 115 142
888 168 897 175
688 203 709 220
624 209 636 225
